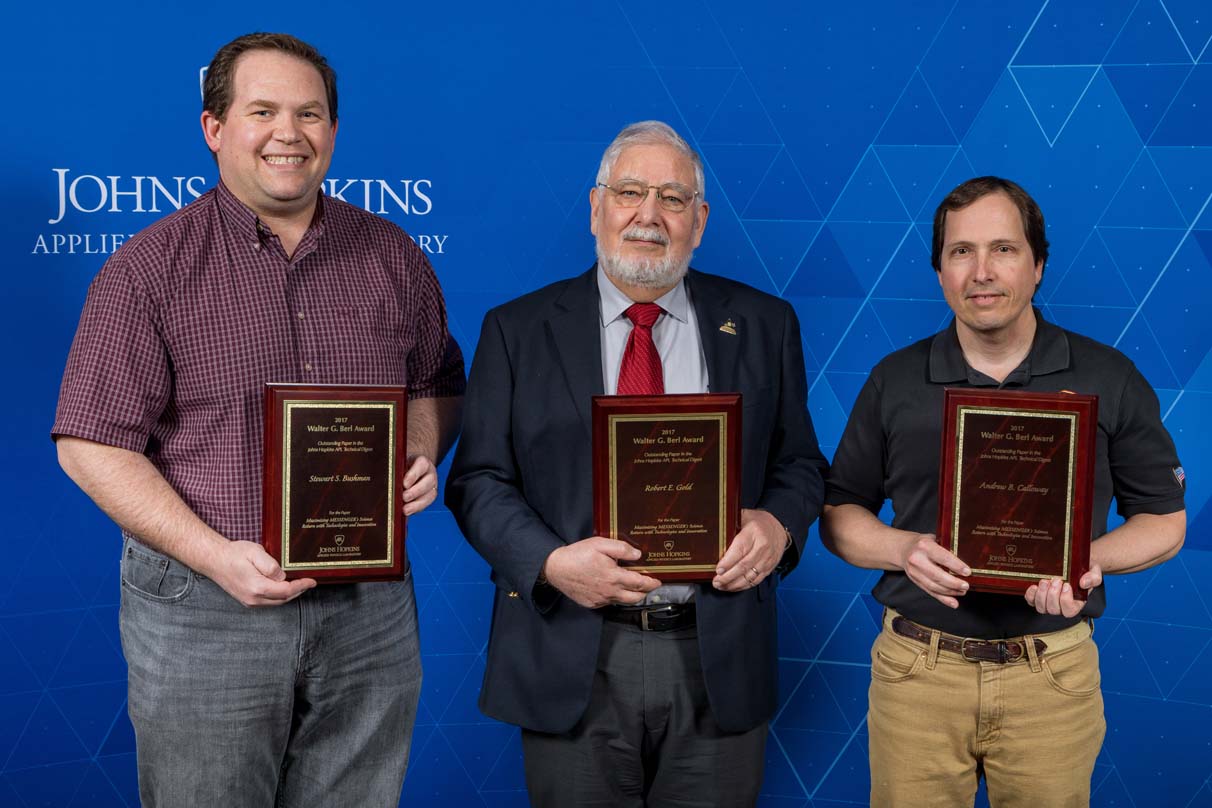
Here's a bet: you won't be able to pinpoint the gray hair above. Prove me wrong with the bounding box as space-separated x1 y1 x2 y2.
595 121 706 202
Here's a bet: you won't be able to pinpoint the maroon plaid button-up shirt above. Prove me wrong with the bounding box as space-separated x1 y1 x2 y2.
54 181 465 543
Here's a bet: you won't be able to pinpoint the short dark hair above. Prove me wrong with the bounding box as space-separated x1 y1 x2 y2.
202 32 338 123
931 176 1049 276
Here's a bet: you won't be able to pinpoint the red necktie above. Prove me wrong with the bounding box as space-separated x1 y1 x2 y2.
617 303 664 395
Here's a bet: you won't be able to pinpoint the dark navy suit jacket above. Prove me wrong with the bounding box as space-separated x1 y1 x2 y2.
445 267 827 734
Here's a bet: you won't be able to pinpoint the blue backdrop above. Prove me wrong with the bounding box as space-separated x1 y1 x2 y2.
4 1 1211 805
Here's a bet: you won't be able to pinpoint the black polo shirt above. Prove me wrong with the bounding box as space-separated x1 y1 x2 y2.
826 310 1185 638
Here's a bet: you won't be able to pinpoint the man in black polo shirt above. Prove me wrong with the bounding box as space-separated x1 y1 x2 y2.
821 176 1186 807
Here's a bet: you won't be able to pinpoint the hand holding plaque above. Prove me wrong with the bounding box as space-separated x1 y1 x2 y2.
262 384 408 582
936 389 1096 598
592 393 741 581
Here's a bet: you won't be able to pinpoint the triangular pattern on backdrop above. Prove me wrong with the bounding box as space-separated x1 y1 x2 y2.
1151 64 1212 146
875 70 959 146
775 665 850 733
1105 0 1195 65
772 725 854 798
869 299 953 351
1115 313 1182 390
826 221 913 293
7 695 91 768
828 149 912 222
659 67 743 141
1098 622 1164 698
1161 0 1212 61
814 734 874 804
1047 229 1139 306
1009 65 1101 146
759 725 810 801
873 146 961 220
784 226 868 299
698 72 784 145
738 219 824 294
871 227 944 300
741 148 824 220
1095 226 1187 301
1104 64 1194 145
534 140 606 218
46 681 128 757
828 303 898 377
918 3 1044 140
1149 146 1212 224
1045 304 1135 349
818 597 881 665
699 143 784 219
5 761 91 808
1013 0 1136 65
1140 234 1212 385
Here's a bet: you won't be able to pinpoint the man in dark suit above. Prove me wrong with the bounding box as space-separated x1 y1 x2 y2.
446 120 827 807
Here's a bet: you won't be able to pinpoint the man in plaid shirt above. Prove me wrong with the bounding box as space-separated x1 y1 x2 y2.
53 32 463 807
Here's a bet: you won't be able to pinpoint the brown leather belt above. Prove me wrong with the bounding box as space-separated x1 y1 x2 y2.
603 603 696 632
891 615 1047 664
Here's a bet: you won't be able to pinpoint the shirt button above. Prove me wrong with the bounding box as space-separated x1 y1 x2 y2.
304 362 313 371
297 311 305 320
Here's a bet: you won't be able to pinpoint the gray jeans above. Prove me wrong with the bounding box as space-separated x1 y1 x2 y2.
118 538 422 808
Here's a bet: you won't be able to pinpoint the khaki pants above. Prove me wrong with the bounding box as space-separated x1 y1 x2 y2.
868 610 1105 807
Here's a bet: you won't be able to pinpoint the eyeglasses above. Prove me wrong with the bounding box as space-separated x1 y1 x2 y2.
597 181 699 213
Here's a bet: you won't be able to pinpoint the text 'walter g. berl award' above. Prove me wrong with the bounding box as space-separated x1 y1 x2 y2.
936 388 1097 598
262 384 408 582
592 393 741 581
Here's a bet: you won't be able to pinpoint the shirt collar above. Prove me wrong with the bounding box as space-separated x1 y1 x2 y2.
213 180 327 251
928 308 1071 386
596 264 692 327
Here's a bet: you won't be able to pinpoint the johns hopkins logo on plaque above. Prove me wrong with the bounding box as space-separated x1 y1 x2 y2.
31 65 451 259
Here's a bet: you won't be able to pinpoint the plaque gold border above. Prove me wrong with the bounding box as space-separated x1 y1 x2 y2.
281 400 398 571
607 412 728 573
951 406 1078 582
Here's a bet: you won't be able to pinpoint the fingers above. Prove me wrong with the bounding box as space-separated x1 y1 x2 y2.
1079 564 1103 591
402 454 434 487
902 536 969 609
402 455 439 515
259 577 317 605
218 542 316 607
543 540 659 608
594 537 644 561
712 519 782 592
1026 578 1087 618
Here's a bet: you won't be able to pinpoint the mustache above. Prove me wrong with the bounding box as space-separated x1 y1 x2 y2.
622 227 669 246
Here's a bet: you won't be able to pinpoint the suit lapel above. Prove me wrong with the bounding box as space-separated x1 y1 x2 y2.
689 272 741 393
548 268 604 437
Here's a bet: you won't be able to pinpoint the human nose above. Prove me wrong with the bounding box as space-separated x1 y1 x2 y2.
973 250 995 281
632 186 662 222
274 117 301 143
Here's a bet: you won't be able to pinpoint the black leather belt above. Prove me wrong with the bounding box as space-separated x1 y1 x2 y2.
603 603 696 632
891 615 1047 663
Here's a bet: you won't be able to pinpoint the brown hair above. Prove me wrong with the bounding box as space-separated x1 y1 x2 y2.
202 32 338 123
931 176 1049 277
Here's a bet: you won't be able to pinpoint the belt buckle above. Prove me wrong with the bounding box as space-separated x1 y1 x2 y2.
960 637 1023 663
959 638 985 662
640 605 676 631
999 641 1025 663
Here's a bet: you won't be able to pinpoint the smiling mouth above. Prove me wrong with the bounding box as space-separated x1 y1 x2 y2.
263 155 306 165
623 228 669 247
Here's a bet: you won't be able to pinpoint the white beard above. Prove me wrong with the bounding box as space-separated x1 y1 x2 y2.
596 236 692 289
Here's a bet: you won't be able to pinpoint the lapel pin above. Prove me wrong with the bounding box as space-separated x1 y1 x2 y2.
719 319 737 336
